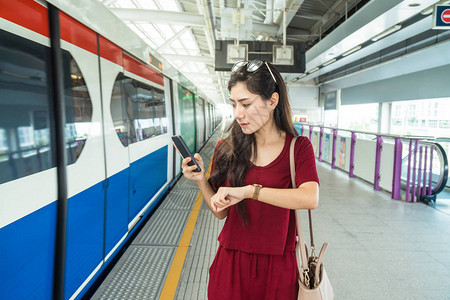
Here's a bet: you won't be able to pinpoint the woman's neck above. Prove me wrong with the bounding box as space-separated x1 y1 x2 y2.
254 118 284 146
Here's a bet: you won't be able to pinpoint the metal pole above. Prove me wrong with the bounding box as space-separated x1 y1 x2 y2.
417 146 423 201
406 139 412 202
428 148 434 196
422 146 428 196
319 127 323 162
331 129 337 169
49 5 68 300
374 136 383 191
349 132 356 178
392 138 402 200
411 139 418 202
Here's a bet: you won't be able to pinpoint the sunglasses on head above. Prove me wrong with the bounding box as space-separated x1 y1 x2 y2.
231 60 277 84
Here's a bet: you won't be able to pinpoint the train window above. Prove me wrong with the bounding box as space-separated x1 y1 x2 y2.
0 29 53 184
0 29 92 185
153 88 168 136
111 73 166 147
63 52 93 164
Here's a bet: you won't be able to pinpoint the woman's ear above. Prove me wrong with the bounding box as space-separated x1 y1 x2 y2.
268 92 279 111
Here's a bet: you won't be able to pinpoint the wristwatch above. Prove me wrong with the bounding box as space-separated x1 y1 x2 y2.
252 184 263 201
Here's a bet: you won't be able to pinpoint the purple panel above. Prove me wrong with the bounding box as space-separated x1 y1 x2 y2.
422 146 428 196
349 132 356 178
301 125 304 136
392 138 402 200
319 127 324 162
428 149 434 196
406 139 413 202
411 139 418 202
331 129 337 169
374 136 382 191
309 126 313 141
417 146 423 201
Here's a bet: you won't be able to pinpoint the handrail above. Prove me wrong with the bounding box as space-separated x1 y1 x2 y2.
302 123 438 140
295 122 449 204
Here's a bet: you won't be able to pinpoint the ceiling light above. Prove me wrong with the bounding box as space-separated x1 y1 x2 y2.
322 58 336 66
371 24 402 42
342 45 362 56
308 67 319 73
421 6 434 15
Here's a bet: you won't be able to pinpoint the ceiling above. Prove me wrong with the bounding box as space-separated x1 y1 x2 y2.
100 0 441 105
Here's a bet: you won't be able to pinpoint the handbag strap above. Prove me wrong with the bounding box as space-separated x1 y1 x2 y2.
290 136 315 274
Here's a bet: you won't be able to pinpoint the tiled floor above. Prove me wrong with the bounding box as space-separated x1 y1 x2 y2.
177 162 450 299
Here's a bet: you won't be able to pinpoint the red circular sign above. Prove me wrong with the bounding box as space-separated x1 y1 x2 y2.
442 9 450 24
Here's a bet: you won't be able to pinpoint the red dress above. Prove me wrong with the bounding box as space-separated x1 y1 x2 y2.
208 133 319 300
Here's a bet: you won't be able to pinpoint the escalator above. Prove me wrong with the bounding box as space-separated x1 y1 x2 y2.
401 139 449 204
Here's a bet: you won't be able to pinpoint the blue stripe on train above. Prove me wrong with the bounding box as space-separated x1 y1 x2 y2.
0 201 56 300
128 146 168 222
0 146 168 300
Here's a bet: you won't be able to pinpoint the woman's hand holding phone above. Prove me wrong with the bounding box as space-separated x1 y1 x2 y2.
182 153 205 182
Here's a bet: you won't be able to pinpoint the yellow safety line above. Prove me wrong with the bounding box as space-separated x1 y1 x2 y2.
159 151 215 299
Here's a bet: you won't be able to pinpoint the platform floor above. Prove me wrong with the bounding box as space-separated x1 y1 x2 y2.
91 128 450 300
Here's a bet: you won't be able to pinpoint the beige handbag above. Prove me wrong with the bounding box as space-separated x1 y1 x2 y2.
290 136 334 300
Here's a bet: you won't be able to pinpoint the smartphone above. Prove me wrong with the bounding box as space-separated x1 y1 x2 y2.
171 135 202 172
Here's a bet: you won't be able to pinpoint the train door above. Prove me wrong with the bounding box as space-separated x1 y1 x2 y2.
121 54 167 228
98 37 129 260
0 3 58 299
56 11 107 299
178 86 196 153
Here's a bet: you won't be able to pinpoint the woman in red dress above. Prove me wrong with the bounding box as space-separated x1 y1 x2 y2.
182 60 319 300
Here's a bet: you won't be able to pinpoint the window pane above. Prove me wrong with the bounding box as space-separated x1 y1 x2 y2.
390 98 450 136
63 52 93 164
0 29 53 184
338 103 379 132
111 74 166 146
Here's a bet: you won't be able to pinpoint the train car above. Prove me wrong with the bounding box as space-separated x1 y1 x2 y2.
0 0 221 299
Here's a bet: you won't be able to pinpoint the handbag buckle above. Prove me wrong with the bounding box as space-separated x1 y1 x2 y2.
311 246 317 258
303 269 310 287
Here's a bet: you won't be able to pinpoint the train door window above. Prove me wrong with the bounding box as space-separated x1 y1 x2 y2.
0 29 53 184
111 74 131 146
111 74 166 146
131 83 155 141
153 88 167 135
62 51 93 164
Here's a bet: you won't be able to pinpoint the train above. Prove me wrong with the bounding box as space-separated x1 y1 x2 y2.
0 0 222 299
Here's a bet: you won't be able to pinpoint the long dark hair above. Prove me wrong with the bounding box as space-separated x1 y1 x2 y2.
208 61 298 225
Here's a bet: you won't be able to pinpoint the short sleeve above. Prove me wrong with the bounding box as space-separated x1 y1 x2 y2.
294 137 319 187
210 139 224 175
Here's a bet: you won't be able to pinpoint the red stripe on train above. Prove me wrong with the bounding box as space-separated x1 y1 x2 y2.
99 36 123 66
59 11 97 55
0 0 49 37
124 54 164 86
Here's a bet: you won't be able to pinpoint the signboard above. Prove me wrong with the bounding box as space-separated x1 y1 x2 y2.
324 91 337 110
433 5 450 29
339 137 346 168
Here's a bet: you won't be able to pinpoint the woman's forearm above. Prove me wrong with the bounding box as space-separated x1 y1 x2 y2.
244 182 319 210
197 177 228 219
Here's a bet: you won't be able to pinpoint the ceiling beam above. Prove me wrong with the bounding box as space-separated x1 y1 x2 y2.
294 12 323 21
162 54 214 63
102 0 118 5
156 27 189 51
184 72 218 79
276 0 306 37
309 0 349 39
109 8 205 27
